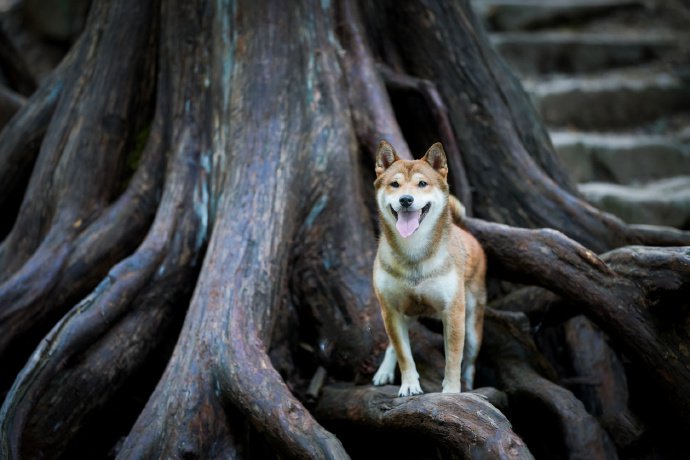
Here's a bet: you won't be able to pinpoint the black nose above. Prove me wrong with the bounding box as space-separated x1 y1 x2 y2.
399 195 414 208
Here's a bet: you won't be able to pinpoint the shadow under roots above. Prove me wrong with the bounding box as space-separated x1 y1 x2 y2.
0 167 31 241
321 422 445 460
388 89 454 187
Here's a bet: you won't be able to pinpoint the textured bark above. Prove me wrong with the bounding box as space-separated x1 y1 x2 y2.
0 0 207 455
562 316 644 449
483 310 617 459
315 385 532 459
0 0 689 458
466 218 690 427
0 72 61 239
0 0 157 385
339 0 412 162
119 1 367 458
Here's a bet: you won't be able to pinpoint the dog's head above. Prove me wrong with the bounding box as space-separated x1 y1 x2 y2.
374 141 449 239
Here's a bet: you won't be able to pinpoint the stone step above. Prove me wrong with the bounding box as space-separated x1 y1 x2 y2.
551 131 690 183
472 0 643 31
525 68 690 129
492 31 680 76
579 176 690 228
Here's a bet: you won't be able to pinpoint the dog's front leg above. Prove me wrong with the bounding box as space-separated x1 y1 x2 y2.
372 344 397 386
382 307 422 397
441 295 466 393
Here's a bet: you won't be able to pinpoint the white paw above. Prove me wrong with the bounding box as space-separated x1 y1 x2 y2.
372 367 395 386
442 379 461 394
398 379 423 397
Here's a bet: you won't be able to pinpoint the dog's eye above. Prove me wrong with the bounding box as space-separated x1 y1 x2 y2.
419 181 428 188
390 181 400 188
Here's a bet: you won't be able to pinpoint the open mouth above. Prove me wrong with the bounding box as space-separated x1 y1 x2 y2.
390 203 431 238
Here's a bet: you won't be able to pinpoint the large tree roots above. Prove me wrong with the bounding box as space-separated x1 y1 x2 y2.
1 0 689 458
315 385 531 459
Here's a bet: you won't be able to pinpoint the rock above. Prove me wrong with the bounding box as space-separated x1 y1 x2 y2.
579 176 690 228
492 31 679 76
0 0 20 13
471 0 643 31
525 68 690 129
551 131 690 183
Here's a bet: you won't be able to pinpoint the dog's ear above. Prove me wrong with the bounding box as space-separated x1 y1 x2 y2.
422 143 448 177
375 140 400 176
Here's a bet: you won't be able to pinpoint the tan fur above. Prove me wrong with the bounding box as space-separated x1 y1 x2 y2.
371 141 487 396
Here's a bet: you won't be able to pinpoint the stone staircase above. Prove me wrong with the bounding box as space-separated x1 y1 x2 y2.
473 0 690 229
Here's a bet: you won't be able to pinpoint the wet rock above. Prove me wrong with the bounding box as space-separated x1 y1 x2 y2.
472 0 643 31
551 131 690 183
492 31 679 76
579 176 690 228
525 68 690 129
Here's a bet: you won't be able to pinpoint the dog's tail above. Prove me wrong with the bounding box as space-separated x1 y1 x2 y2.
449 195 467 228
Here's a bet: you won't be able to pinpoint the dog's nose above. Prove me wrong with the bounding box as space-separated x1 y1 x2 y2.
399 195 414 208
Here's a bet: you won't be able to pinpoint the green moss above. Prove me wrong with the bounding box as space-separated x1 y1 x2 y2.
117 124 151 194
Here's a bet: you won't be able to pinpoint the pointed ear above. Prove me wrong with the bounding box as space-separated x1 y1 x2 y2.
375 140 400 176
422 142 448 176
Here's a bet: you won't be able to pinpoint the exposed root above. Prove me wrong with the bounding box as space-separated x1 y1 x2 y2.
290 139 387 378
562 316 645 449
314 384 533 459
0 7 212 448
338 0 412 160
0 126 164 377
0 74 61 239
484 310 617 459
0 0 159 378
468 217 690 426
489 286 577 327
0 0 156 277
119 1 352 457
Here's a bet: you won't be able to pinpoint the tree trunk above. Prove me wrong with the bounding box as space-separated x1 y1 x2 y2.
1 0 689 458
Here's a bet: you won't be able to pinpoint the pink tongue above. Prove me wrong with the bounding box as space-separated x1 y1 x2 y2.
396 209 422 238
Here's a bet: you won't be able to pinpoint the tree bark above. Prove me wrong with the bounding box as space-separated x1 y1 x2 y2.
466 218 690 427
119 1 373 457
1 0 689 458
315 385 532 459
0 0 157 387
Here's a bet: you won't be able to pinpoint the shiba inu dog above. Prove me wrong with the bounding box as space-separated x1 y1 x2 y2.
371 140 486 396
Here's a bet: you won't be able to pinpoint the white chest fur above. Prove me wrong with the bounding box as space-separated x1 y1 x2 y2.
374 241 460 317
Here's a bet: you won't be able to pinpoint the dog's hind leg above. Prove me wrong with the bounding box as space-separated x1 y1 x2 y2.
442 290 466 394
462 284 486 390
372 344 397 386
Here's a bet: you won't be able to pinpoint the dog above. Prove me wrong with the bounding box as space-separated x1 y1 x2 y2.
371 140 486 397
